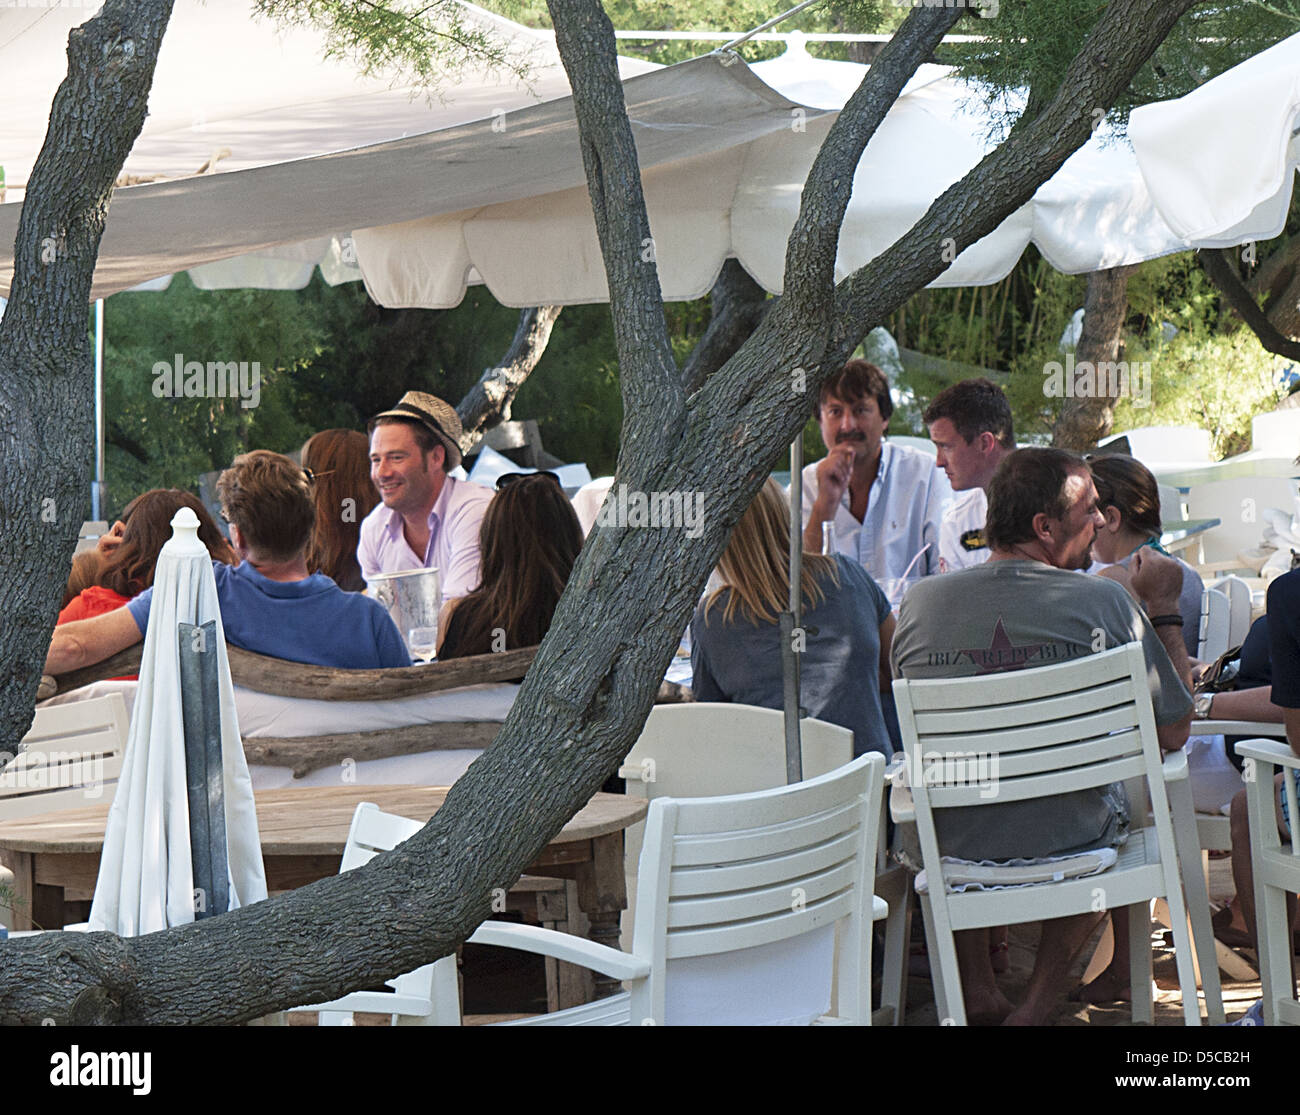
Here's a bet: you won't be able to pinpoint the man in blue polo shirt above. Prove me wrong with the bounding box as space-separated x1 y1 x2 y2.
46 451 409 676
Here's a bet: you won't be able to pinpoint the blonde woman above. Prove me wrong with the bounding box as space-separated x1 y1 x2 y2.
691 478 895 757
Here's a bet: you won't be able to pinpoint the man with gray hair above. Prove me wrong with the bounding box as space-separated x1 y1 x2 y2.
891 447 1193 1025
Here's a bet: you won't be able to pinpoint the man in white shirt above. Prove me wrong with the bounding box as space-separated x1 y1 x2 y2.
922 377 1016 574
800 360 950 582
358 391 493 599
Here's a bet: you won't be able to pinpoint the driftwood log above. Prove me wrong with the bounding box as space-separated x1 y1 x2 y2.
48 643 693 778
55 643 541 700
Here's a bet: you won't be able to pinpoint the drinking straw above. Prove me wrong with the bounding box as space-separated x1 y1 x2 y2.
898 543 931 584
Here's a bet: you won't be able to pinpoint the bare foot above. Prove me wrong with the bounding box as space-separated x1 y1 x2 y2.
964 989 1016 1026
1069 968 1131 1005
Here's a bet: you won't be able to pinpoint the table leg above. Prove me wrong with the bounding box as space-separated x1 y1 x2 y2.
0 850 34 932
573 833 627 1000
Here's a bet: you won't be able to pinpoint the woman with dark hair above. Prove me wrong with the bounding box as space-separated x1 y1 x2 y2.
436 473 583 660
1088 454 1203 656
58 489 235 624
302 429 377 592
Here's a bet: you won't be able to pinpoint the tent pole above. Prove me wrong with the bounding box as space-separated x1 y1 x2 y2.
93 298 105 521
780 436 804 785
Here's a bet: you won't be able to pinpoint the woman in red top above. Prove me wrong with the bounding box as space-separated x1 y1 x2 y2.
58 490 235 676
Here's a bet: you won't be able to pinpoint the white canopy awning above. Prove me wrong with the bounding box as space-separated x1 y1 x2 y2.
1130 31 1300 247
0 4 1220 306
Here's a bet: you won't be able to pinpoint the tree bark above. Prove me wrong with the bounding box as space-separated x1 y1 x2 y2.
1051 264 1138 450
1200 247 1300 362
0 0 1198 1023
681 259 772 394
0 1 174 752
455 305 563 450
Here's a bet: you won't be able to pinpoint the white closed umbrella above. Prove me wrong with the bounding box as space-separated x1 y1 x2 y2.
89 508 265 935
1131 32 1300 247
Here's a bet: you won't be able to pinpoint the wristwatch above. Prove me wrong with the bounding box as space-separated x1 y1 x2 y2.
1194 693 1214 720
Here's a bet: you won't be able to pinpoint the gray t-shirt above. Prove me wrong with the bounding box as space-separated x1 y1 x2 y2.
691 556 894 757
891 560 1192 861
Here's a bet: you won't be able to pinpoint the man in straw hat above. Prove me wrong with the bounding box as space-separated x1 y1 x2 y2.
359 391 493 599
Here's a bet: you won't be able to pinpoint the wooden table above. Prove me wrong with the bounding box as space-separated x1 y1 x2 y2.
0 785 646 999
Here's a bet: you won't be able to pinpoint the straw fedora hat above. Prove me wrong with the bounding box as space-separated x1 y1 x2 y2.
370 391 465 470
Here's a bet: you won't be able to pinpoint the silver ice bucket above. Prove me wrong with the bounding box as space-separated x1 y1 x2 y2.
367 567 442 656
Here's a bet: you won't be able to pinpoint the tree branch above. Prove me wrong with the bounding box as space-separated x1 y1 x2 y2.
1200 247 1300 361
681 260 772 394
546 0 681 446
456 305 563 449
781 6 964 317
828 0 1200 362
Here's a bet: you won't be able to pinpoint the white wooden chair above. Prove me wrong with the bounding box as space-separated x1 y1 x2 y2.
288 803 458 1025
615 703 909 1024
427 753 887 1025
892 643 1220 1025
1234 737 1300 1025
1198 586 1232 663
0 693 128 821
1210 575 1253 649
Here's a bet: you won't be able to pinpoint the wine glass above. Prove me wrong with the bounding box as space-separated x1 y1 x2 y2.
407 625 438 664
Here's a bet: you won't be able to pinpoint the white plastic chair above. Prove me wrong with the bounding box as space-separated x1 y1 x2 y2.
892 642 1220 1025
0 693 127 821
1210 575 1253 649
616 703 909 1024
1198 586 1231 663
428 753 887 1025
1234 737 1300 1025
288 803 457 1025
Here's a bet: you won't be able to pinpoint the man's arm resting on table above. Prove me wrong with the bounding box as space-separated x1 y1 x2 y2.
1200 685 1286 724
45 608 143 675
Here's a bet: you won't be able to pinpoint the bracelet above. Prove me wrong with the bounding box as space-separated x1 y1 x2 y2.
1148 614 1184 628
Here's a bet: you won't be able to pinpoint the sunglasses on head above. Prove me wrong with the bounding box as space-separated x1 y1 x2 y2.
496 471 563 491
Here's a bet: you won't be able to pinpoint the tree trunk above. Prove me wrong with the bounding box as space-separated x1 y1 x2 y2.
455 305 563 450
1051 264 1137 450
681 259 772 394
0 1 175 751
0 0 1198 1023
1201 247 1300 361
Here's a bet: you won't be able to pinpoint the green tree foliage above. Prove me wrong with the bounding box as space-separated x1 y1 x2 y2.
950 0 1300 134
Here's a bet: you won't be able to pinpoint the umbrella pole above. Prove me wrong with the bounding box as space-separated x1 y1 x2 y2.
781 437 804 785
179 621 230 919
93 298 105 521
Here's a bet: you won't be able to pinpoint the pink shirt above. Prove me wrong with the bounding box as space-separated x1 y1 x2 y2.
357 475 494 598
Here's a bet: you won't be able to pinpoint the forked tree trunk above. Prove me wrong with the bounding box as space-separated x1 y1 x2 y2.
456 304 564 449
0 0 1197 1023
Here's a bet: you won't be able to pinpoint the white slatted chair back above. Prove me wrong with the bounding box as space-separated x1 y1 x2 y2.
626 753 883 1026
894 642 1205 1025
1198 586 1231 662
290 802 455 1025
1234 738 1300 1025
617 703 854 946
1211 575 1253 648
0 694 128 820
